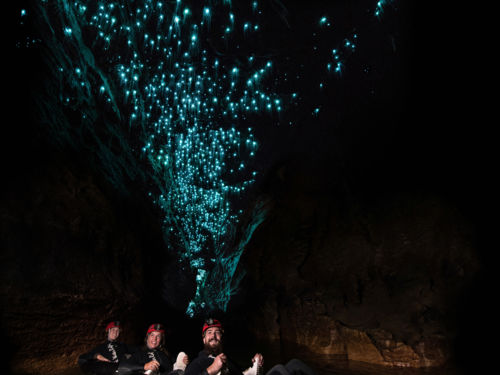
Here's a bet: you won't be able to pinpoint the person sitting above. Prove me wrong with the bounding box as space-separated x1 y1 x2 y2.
122 323 189 375
78 320 133 375
184 319 316 375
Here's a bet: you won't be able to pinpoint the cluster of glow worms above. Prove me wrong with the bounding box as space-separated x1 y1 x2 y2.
375 0 393 18
39 0 284 316
19 0 396 316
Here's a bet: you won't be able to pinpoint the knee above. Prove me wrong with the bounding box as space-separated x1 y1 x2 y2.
285 359 303 367
265 364 288 375
284 358 316 375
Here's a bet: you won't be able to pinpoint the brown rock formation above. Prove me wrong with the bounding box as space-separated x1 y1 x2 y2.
0 151 168 374
239 159 480 369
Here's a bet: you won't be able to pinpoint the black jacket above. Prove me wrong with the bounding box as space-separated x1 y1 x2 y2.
78 341 131 363
78 340 133 374
185 350 243 375
127 347 173 375
79 340 132 363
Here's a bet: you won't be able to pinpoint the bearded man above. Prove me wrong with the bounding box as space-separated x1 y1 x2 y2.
184 319 316 375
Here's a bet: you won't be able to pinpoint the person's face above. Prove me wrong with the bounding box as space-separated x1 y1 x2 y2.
203 327 223 349
147 331 163 350
107 327 120 342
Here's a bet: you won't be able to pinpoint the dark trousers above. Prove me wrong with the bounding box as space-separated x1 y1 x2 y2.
265 359 316 375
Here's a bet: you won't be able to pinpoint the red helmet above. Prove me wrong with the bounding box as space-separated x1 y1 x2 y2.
106 321 120 332
202 318 222 334
147 323 165 334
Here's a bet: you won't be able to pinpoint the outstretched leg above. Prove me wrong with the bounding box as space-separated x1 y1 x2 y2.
265 364 290 375
284 359 317 375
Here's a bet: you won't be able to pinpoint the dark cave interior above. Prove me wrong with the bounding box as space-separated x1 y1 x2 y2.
1 1 490 374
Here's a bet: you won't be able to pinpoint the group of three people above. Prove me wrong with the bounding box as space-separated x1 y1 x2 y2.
78 319 316 375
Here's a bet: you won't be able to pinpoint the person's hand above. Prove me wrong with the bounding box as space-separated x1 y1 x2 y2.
207 353 226 375
144 360 160 371
252 353 263 367
95 354 111 362
183 354 189 365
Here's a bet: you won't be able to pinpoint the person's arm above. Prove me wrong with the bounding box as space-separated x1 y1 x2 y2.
207 353 228 375
145 360 161 372
123 349 159 372
95 354 111 362
78 344 104 364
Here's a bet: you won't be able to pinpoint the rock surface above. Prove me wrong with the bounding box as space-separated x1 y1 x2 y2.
0 152 482 374
237 158 480 369
0 150 168 374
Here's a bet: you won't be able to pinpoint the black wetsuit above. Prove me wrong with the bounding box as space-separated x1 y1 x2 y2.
126 347 173 375
185 350 243 375
185 351 316 375
78 340 132 374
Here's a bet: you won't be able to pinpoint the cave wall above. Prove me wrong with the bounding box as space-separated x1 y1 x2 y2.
0 147 483 374
0 148 170 374
238 158 480 369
